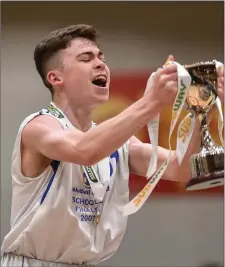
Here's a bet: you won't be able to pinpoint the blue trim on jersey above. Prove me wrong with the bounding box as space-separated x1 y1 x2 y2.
110 151 119 162
109 151 119 176
109 163 113 177
40 160 60 204
21 256 24 267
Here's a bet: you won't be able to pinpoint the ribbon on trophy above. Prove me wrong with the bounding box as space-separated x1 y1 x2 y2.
123 59 224 216
123 61 192 216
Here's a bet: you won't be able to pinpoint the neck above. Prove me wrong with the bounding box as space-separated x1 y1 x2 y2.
52 98 93 132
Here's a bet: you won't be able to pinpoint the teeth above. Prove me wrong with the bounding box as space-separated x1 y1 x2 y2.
93 75 106 81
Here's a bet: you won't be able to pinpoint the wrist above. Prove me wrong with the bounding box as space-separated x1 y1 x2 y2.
144 96 162 118
144 92 164 114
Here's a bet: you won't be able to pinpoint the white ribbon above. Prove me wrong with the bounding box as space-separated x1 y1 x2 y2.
176 113 196 164
123 62 192 216
144 73 160 178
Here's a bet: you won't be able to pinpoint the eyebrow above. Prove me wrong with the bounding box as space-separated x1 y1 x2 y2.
76 50 104 58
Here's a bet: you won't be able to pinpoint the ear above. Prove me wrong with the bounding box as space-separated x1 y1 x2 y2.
46 70 63 87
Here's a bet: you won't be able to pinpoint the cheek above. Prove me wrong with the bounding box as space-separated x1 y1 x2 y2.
61 64 93 94
104 68 110 84
63 71 84 86
68 66 90 83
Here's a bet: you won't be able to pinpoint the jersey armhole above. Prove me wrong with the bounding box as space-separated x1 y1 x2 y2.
11 111 64 182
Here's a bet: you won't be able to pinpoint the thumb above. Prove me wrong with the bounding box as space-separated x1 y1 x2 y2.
217 65 224 77
164 55 174 66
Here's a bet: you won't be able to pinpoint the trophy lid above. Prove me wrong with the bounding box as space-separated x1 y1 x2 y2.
184 60 218 113
184 61 216 69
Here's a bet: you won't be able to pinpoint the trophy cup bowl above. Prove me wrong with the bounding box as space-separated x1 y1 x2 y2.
184 62 224 191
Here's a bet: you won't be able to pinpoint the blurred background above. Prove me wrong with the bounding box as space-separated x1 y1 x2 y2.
1 1 224 266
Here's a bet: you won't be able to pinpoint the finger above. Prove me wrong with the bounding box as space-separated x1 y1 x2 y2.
218 89 224 104
218 84 224 94
165 80 178 91
218 84 223 92
160 63 177 75
218 76 224 85
217 66 224 77
164 72 178 82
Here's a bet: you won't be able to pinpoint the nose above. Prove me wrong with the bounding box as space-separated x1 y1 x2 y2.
94 58 105 71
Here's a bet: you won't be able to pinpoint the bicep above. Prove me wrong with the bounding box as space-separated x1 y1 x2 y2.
22 116 88 165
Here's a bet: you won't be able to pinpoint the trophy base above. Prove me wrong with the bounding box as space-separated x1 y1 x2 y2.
186 170 224 191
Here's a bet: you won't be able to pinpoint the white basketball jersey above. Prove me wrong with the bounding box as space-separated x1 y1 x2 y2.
1 102 130 265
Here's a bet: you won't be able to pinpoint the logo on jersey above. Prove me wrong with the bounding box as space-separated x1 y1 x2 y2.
47 104 64 118
83 166 99 183
83 172 91 189
82 150 119 188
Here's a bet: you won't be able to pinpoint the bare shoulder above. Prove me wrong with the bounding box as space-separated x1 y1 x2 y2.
21 115 63 149
20 115 66 177
23 114 63 131
20 114 85 165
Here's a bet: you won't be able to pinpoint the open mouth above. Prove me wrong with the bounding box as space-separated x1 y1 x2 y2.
92 75 107 88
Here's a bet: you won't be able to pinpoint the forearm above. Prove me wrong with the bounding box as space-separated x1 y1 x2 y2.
80 97 161 165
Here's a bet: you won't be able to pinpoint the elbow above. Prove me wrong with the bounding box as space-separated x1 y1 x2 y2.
163 152 180 182
81 152 99 166
85 155 99 166
167 152 190 182
73 141 100 166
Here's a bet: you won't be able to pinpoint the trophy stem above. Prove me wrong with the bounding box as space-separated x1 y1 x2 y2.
197 112 215 151
187 111 224 191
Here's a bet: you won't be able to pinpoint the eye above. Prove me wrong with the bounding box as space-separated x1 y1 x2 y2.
81 58 91 63
100 58 106 63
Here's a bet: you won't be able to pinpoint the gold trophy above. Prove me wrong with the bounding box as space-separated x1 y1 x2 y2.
184 62 224 190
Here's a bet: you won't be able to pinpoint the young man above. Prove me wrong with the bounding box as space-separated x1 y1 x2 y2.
1 24 224 266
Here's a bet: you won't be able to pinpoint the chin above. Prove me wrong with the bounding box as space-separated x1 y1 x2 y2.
96 94 109 104
95 86 109 98
89 93 109 109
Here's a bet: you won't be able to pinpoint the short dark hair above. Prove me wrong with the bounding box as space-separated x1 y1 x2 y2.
34 24 98 94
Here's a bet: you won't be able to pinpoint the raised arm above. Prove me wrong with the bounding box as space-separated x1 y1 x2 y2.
22 63 179 166
22 96 158 166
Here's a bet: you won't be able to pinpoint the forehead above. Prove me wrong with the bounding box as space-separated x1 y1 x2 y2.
66 38 101 55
